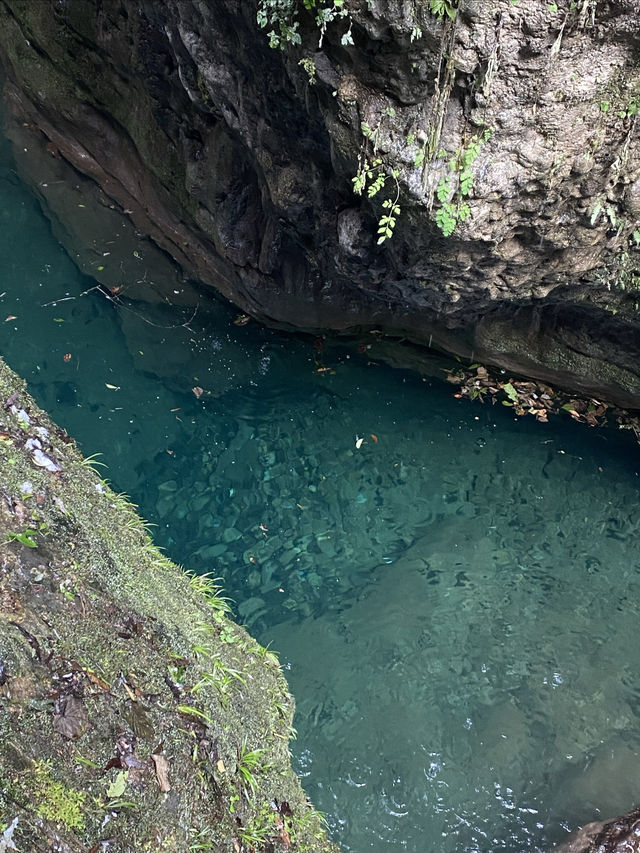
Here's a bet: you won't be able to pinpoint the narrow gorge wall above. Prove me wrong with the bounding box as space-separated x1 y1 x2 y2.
0 0 639 405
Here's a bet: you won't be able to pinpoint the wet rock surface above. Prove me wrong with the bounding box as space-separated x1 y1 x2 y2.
553 808 640 853
0 0 639 405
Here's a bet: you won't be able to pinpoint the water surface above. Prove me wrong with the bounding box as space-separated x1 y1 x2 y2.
2 134 640 852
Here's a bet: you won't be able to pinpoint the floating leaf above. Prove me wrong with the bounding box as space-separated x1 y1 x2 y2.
355 437 364 449
105 383 120 391
234 314 251 326
370 433 378 443
63 353 72 363
502 382 518 402
4 316 17 322
192 386 204 398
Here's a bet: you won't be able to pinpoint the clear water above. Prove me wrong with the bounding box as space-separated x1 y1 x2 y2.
2 133 640 853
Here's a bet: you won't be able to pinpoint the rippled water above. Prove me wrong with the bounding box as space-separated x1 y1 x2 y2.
2 131 640 852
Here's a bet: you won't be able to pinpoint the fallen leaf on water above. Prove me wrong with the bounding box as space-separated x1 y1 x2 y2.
355 437 364 449
4 316 17 322
63 353 72 363
150 753 171 792
234 314 251 326
370 433 378 443
192 386 204 398
105 383 120 391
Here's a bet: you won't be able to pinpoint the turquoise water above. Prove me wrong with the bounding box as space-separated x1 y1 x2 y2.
2 136 640 853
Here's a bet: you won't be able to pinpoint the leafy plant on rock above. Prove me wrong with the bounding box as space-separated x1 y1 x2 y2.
352 108 402 244
257 0 353 48
434 130 490 236
429 0 459 21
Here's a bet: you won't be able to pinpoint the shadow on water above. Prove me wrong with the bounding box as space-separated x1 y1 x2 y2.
1 128 640 852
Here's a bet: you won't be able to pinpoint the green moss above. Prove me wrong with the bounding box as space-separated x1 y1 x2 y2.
32 761 86 831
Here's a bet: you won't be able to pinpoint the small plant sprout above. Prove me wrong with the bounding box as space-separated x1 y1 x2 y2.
237 745 270 799
80 453 107 470
186 570 233 614
177 704 214 726
6 527 39 547
190 656 247 698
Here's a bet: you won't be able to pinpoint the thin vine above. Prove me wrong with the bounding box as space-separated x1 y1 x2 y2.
351 108 402 244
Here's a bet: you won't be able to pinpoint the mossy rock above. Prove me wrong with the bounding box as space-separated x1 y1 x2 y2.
0 356 336 853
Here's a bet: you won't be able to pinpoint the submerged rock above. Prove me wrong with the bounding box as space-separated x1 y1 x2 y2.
552 808 640 853
0 357 335 852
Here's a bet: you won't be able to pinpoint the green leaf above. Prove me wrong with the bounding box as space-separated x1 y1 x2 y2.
459 171 473 195
503 382 518 402
436 178 452 203
6 530 38 548
107 771 128 799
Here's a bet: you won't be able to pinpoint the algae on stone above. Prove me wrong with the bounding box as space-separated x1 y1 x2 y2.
0 357 336 852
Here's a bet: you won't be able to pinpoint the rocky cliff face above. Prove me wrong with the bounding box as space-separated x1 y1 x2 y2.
0 0 639 405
